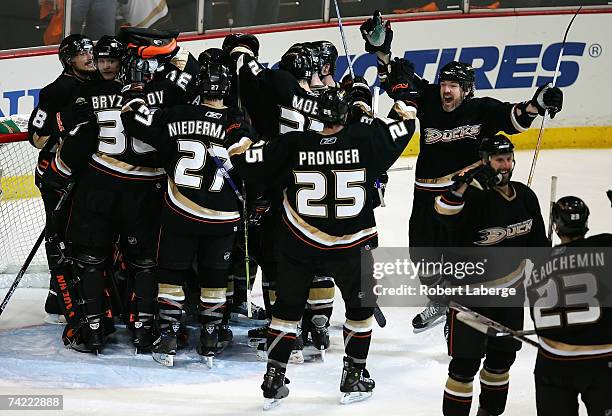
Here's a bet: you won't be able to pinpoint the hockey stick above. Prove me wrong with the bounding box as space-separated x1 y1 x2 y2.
0 183 74 318
547 176 558 242
205 144 251 318
449 302 539 348
527 5 582 187
371 85 386 208
332 0 354 79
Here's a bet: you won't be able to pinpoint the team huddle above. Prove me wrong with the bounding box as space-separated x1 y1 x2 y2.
24 11 611 414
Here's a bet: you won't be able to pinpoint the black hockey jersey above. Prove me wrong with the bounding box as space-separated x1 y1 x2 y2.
228 116 416 259
28 73 86 173
122 101 242 235
409 83 536 190
237 54 323 139
527 233 612 368
434 181 548 292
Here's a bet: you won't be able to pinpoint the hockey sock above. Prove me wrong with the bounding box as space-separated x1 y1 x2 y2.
262 271 276 320
199 288 227 326
158 284 185 330
307 275 334 325
131 268 157 324
342 316 373 369
479 351 515 415
443 375 474 416
224 276 234 324
267 317 298 368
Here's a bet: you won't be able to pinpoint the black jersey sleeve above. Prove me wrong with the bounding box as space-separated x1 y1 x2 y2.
227 129 297 183
120 100 173 155
55 121 100 173
238 54 296 106
361 117 416 177
27 83 63 149
478 96 537 136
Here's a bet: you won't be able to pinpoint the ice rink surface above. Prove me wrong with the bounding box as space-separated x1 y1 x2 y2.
1 148 609 415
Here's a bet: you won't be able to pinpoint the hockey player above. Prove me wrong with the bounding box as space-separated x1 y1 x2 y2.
225 86 417 409
94 35 125 81
57 29 194 353
223 35 333 361
433 135 548 416
121 54 243 368
361 13 564 331
527 196 612 416
27 34 97 325
313 40 339 88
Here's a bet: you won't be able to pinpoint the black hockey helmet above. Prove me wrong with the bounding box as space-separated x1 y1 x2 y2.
313 40 338 76
279 45 313 81
552 196 590 237
198 47 226 66
318 87 349 125
222 33 260 58
198 61 232 99
479 134 514 161
59 34 94 69
439 61 475 98
301 42 322 75
93 35 126 60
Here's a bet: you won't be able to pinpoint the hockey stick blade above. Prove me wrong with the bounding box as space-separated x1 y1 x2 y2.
450 302 539 348
373 306 387 328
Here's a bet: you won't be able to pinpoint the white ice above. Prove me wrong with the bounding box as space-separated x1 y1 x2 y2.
2 148 608 415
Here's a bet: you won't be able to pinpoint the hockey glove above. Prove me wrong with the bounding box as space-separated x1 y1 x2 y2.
222 33 260 59
530 83 563 119
39 157 74 196
386 58 419 103
452 164 501 192
121 82 146 105
57 97 94 133
607 190 612 207
249 198 271 227
360 11 393 54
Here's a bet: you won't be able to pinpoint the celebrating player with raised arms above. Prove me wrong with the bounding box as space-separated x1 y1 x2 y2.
360 12 564 332
225 84 417 409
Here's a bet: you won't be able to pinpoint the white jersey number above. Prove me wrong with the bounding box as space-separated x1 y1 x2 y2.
295 169 366 219
533 272 601 329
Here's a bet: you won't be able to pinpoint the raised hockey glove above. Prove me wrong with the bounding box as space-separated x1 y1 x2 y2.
342 75 373 105
607 190 612 207
386 58 419 103
360 11 393 54
57 97 94 133
222 33 260 59
452 164 501 192
530 83 563 119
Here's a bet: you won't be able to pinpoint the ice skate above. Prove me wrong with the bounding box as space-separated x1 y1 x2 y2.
412 301 447 333
339 357 375 405
261 365 290 410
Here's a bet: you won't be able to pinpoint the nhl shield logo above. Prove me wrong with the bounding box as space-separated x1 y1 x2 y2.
153 39 163 46
134 321 143 329
172 322 181 332
224 252 231 261
128 236 137 245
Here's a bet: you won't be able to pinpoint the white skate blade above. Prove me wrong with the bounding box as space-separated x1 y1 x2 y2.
412 315 446 334
340 391 372 405
44 313 66 325
288 349 304 364
152 352 174 367
319 349 326 362
263 397 283 411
